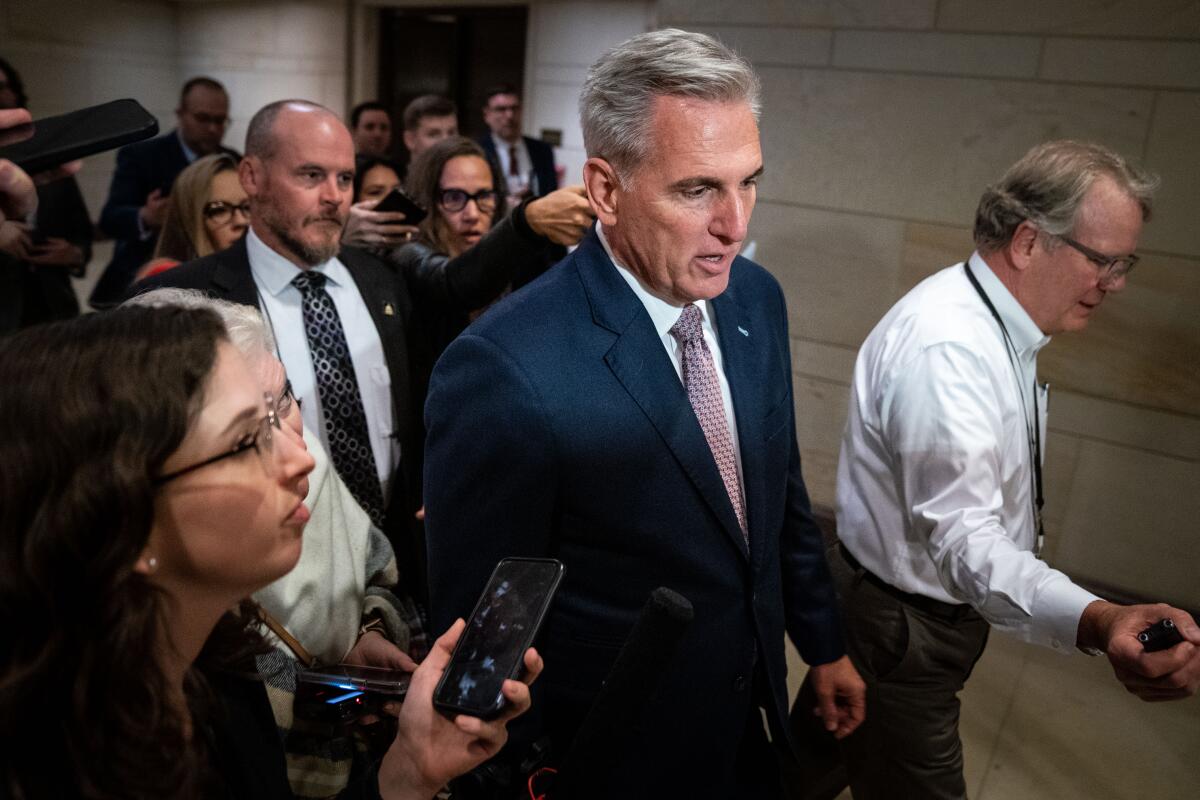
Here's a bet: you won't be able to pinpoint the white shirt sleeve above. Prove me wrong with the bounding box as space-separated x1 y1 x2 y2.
882 341 1100 651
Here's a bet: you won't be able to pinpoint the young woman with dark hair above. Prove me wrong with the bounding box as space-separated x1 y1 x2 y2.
0 305 539 799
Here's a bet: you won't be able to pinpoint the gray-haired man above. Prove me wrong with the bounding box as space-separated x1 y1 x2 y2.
425 28 863 797
835 140 1200 799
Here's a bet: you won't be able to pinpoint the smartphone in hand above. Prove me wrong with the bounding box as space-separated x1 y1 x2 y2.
0 99 158 174
434 557 564 720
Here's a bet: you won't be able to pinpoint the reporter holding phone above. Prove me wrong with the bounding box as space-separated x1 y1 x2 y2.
0 305 541 799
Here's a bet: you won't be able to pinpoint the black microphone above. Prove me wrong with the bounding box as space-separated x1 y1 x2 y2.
552 586 695 799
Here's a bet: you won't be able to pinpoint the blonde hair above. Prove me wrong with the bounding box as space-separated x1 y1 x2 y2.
153 153 240 262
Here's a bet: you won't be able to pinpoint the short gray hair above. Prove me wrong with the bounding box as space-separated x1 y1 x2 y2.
124 288 276 358
973 140 1158 252
579 28 761 176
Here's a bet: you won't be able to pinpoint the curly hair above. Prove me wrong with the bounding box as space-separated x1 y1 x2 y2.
0 305 234 798
405 135 506 256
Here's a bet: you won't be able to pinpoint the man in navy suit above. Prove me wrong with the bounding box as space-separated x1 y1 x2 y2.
425 29 865 797
477 84 557 207
93 77 237 307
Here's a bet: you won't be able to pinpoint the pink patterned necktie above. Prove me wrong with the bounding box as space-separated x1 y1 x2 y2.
670 304 748 541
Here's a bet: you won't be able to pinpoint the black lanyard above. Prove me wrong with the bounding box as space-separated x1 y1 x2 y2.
963 262 1046 555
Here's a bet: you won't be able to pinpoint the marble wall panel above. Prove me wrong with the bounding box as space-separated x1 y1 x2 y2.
832 31 1041 79
1038 250 1200 418
791 339 856 383
759 67 1153 227
658 0 937 30
1142 91 1200 257
1049 390 1200 462
683 24 832 66
5 0 177 55
793 374 851 510
936 0 1200 40
749 201 908 349
531 0 653 67
1041 39 1200 89
1054 440 1200 608
1039 432 1081 555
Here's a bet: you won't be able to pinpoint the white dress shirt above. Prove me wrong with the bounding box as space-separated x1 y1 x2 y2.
836 252 1099 653
491 132 533 196
246 228 399 496
597 223 744 486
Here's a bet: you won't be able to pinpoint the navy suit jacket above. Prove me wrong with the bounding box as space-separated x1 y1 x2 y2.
423 229 844 795
478 134 558 197
93 130 238 307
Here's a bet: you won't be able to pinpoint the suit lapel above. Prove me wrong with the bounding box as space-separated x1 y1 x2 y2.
712 280 767 567
210 238 259 306
576 232 749 560
339 247 412 441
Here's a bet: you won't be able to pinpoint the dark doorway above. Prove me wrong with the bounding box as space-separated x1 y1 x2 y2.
377 5 527 167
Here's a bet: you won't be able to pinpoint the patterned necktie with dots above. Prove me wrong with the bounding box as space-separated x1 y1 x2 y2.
291 270 386 526
669 303 748 542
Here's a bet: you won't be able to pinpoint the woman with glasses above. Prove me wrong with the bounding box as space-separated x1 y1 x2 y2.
0 305 539 799
139 152 249 280
396 136 593 360
126 287 431 797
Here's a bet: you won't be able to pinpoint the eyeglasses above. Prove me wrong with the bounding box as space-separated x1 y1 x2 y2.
203 200 251 224
156 393 282 485
438 188 497 214
277 378 301 417
1056 233 1139 286
487 103 520 115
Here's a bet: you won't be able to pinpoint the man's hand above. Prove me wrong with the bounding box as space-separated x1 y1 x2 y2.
379 619 543 800
808 654 867 739
0 220 32 259
524 185 595 246
342 199 420 249
1078 600 1200 701
139 188 170 230
25 236 84 268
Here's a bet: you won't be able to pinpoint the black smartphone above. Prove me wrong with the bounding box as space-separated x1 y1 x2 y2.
434 557 564 720
295 664 412 725
373 187 428 224
0 99 158 175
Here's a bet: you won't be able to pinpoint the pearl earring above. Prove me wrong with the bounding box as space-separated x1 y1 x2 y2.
147 556 158 572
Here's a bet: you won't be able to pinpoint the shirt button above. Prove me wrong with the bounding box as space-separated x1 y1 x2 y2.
1051 638 1062 650
733 676 747 693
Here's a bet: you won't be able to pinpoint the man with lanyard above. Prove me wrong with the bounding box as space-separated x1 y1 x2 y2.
833 140 1200 799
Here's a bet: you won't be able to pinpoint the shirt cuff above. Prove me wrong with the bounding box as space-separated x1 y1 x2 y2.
1031 574 1103 654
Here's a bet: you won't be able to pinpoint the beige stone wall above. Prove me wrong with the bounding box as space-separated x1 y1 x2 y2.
659 0 1200 608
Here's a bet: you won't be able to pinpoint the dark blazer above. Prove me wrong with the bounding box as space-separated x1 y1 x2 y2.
0 175 92 334
93 130 238 307
478 134 558 197
132 231 523 607
423 229 845 796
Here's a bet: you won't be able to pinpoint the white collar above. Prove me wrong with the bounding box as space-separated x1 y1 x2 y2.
968 251 1051 357
246 227 347 296
596 222 715 340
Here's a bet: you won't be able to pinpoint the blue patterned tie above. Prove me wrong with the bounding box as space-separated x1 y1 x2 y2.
292 270 386 526
670 304 748 542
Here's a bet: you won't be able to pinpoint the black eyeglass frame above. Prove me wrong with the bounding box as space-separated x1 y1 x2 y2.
203 200 251 223
155 392 281 485
437 188 498 213
1055 233 1139 285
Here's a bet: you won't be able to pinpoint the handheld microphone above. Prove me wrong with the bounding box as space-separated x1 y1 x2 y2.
551 586 695 799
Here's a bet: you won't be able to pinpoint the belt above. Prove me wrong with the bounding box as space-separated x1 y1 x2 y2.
838 542 976 623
